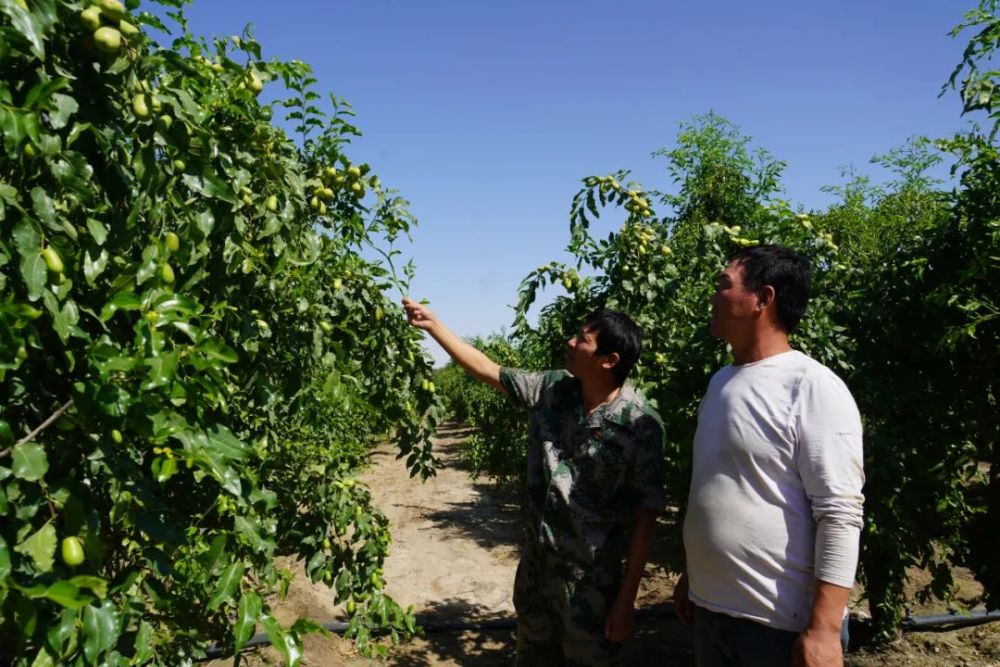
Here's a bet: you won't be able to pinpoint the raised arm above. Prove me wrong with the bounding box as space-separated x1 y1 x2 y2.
402 297 503 391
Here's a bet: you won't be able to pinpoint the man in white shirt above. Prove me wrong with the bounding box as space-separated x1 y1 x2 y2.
673 245 864 667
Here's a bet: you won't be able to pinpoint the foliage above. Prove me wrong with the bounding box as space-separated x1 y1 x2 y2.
790 0 1000 637
0 0 439 664
512 166 849 566
450 334 544 490
435 335 540 491
650 111 786 256
433 360 471 424
499 0 998 639
851 0 999 635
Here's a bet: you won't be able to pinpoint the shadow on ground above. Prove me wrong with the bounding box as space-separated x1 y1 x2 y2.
383 614 695 667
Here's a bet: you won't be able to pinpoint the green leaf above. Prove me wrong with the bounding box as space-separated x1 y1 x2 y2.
43 291 80 343
195 209 215 238
1 302 44 321
153 455 177 483
143 352 178 389
234 591 262 650
261 614 303 667
205 425 250 461
234 515 269 553
31 187 57 228
200 534 228 577
69 575 108 599
83 248 108 285
13 218 46 301
13 216 41 251
107 56 130 76
15 521 57 573
172 426 248 495
182 169 236 203
207 454 242 496
136 244 159 284
200 337 239 364
170 87 206 122
0 419 13 446
1 1 45 60
12 442 48 481
134 620 154 664
152 293 200 315
99 292 143 321
41 580 92 609
25 77 69 109
0 535 11 579
173 424 249 462
50 153 94 192
289 617 327 637
86 218 108 246
95 383 132 418
207 561 244 610
48 94 78 130
249 487 277 510
46 608 78 658
305 549 325 578
82 602 120 663
28 648 56 667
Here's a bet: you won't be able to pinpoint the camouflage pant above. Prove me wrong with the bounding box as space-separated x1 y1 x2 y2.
513 543 623 667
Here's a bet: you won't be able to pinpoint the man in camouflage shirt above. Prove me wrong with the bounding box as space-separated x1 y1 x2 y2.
403 299 666 666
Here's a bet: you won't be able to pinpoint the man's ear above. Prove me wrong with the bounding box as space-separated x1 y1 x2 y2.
757 285 776 312
601 351 621 371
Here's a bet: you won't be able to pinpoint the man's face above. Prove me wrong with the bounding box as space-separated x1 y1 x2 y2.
709 260 761 344
565 326 605 379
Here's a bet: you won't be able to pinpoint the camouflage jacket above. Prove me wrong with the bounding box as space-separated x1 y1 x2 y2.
499 368 666 567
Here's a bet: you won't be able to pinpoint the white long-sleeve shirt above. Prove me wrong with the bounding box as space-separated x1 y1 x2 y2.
683 350 864 632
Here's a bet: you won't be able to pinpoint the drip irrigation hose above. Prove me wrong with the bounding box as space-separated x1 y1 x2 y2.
203 604 1000 660
902 609 1000 631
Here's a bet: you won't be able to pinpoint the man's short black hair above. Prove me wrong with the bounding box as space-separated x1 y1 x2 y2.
581 309 642 386
728 244 812 333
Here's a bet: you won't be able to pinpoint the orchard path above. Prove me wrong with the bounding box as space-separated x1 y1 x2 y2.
212 424 1000 666
220 422 690 665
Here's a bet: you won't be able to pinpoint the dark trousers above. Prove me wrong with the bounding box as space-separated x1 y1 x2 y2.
693 604 849 667
513 544 623 667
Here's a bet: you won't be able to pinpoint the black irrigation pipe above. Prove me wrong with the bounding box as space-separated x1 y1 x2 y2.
204 606 679 659
203 604 1000 660
902 609 1000 632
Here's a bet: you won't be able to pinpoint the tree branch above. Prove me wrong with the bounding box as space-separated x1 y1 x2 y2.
0 399 75 459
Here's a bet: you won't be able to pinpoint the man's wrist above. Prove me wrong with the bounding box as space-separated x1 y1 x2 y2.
614 590 636 610
805 614 844 634
803 624 841 637
616 580 640 605
807 580 850 634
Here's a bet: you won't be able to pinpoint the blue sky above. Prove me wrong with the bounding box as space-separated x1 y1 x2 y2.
159 1 972 364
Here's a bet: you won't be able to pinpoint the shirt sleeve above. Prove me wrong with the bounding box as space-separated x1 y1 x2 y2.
499 367 555 410
794 369 865 588
628 412 668 512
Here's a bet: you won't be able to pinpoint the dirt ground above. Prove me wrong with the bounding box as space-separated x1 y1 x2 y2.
209 424 1000 666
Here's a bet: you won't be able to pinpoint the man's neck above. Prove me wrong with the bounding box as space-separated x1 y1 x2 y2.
729 329 793 366
580 377 622 414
